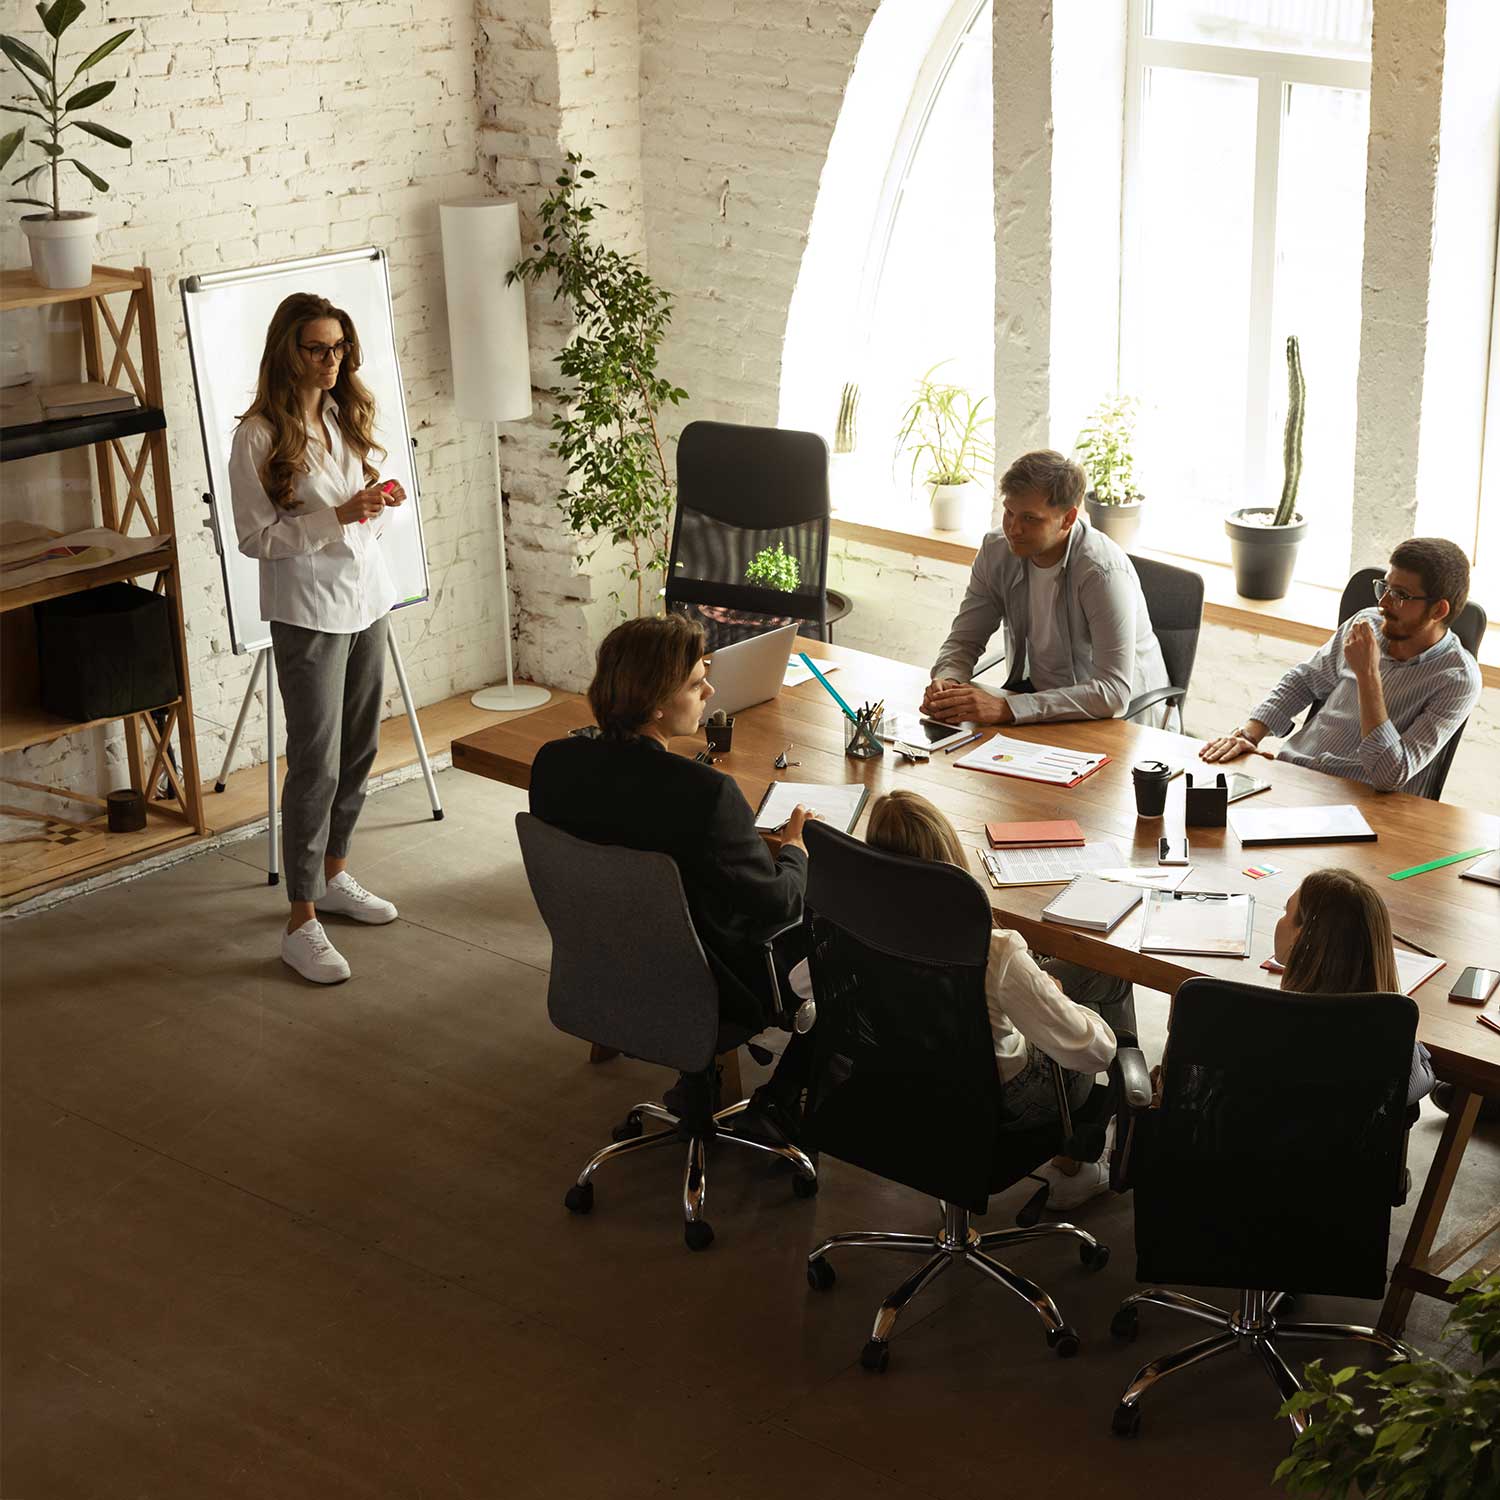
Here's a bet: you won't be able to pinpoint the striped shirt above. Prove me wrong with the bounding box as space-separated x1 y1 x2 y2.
1250 608 1481 797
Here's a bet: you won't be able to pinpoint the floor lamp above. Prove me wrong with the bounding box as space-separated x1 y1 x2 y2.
439 198 551 712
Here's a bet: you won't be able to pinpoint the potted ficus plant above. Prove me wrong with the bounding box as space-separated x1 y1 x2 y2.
1076 393 1144 550
745 542 800 594
896 363 994 532
1227 335 1309 600
1274 1268 1498 1499
2 3 135 290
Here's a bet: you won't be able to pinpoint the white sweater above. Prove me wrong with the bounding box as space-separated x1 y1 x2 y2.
789 926 1117 1082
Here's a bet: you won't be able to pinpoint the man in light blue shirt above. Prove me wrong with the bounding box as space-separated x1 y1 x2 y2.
923 451 1172 726
1202 537 1481 798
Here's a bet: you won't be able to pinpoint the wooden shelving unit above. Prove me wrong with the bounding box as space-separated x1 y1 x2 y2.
1 264 207 906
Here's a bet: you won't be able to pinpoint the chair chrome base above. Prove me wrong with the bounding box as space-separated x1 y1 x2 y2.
807 1201 1109 1370
1110 1287 1414 1438
564 1097 818 1251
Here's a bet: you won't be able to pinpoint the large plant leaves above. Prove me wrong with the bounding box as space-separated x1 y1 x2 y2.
73 28 132 76
0 127 23 172
72 119 128 148
8 196 54 209
1 34 53 81
65 80 114 111
39 0 86 40
67 156 107 191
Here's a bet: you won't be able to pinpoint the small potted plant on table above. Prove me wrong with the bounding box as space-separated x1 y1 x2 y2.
896 363 994 532
2 3 135 290
1075 394 1144 550
1226 335 1309 600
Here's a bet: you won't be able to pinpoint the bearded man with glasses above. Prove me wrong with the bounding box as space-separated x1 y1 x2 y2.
1201 538 1481 797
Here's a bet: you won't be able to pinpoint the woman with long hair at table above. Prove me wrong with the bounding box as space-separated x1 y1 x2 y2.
230 291 407 984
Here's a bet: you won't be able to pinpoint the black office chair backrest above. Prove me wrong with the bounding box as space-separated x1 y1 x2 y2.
1135 977 1417 1300
1326 566 1487 800
1129 553 1205 703
800 821 1001 1213
667 420 832 648
515 812 720 1073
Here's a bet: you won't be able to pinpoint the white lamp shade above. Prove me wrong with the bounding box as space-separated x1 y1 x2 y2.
439 198 533 423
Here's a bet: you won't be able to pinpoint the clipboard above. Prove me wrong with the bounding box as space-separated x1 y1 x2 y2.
753 780 870 835
1138 889 1255 957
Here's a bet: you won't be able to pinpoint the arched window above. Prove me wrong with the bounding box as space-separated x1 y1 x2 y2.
781 1 993 517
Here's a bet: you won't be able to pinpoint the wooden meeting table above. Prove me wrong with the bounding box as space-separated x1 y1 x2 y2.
453 637 1500 1337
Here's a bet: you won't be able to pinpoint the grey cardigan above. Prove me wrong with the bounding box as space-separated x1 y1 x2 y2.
931 517 1170 723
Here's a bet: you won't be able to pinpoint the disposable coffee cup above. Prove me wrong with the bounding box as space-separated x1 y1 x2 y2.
1132 760 1171 817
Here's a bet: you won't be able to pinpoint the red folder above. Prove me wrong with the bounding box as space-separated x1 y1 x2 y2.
985 819 1087 849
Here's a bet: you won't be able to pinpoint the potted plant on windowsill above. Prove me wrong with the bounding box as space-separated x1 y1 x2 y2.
896 363 994 532
2 3 135 290
1226 335 1308 601
1076 393 1144 550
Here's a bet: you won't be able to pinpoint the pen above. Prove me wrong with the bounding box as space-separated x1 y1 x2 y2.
1478 1013 1500 1037
942 731 984 754
1391 932 1438 959
798 652 859 725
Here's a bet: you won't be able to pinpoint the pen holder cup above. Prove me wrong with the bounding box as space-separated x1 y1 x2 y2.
1184 772 1229 828
845 709 884 760
704 716 735 755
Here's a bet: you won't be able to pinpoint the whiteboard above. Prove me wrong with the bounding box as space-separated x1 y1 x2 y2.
181 247 429 654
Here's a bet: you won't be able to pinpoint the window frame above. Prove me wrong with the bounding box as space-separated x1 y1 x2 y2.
1120 0 1370 567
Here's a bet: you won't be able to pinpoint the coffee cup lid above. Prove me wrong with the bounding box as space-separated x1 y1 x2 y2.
1132 759 1170 776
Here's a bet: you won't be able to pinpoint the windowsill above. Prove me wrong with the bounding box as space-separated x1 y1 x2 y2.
829 509 1500 689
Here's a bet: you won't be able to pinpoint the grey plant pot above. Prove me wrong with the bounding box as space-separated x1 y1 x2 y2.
1226 508 1308 600
1085 494 1143 551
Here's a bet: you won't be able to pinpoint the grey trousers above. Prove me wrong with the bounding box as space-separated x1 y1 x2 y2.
997 958 1137 1131
270 615 387 903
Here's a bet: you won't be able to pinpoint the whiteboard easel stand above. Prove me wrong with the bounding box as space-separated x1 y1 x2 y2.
471 423 549 712
212 626 442 887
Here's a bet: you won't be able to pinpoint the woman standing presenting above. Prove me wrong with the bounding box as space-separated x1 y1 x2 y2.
230 292 406 984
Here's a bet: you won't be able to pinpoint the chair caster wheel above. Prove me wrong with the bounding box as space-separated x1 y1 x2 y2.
683 1219 715 1252
564 1182 594 1215
1110 1305 1140 1341
1079 1240 1110 1271
1111 1402 1142 1438
1047 1325 1080 1358
859 1339 890 1373
611 1112 643 1143
792 1171 819 1199
806 1256 836 1292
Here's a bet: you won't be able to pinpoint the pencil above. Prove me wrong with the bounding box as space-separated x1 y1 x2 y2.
1478 1013 1500 1037
798 652 859 724
1391 932 1438 959
941 731 984 754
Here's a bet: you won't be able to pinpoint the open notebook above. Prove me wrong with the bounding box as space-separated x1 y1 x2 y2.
753 780 868 835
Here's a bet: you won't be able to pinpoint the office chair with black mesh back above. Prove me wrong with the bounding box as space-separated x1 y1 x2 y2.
1323 566 1487 801
968 553 1203 722
1108 977 1417 1440
516 812 817 1252
798 822 1151 1371
667 420 843 648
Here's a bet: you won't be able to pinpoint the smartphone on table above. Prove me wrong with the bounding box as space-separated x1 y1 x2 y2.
1448 966 1499 1005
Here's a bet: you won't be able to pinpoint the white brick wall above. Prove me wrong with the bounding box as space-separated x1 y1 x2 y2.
3 0 497 810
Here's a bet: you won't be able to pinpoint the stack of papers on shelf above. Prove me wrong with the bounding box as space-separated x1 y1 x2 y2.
1230 803 1375 846
1042 877 1143 933
1139 890 1255 957
0 525 169 593
1263 948 1446 996
955 735 1109 786
753 780 868 835
985 819 1085 848
37 381 140 419
979 840 1126 888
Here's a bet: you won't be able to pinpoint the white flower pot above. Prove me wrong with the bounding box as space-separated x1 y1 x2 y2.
20 212 99 290
928 480 979 532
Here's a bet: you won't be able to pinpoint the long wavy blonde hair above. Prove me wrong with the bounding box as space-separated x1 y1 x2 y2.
239 292 384 510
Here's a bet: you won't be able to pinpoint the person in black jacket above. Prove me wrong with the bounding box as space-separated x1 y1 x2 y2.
530 614 813 1130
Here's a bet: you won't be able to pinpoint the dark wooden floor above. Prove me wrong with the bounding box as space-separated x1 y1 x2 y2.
4 771 1493 1499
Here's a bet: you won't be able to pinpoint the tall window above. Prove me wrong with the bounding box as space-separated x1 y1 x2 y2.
1121 1 1372 583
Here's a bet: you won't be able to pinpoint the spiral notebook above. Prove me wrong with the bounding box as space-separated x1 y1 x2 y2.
1041 877 1143 933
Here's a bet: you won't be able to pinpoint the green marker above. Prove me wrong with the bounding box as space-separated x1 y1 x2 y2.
1387 847 1494 882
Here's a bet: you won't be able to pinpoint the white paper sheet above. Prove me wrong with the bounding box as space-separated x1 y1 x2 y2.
753 780 867 835
979 841 1127 887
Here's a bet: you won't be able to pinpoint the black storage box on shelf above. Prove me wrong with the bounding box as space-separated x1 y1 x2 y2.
34 582 180 722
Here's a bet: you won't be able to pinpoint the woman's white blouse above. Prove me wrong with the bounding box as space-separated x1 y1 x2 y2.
229 396 397 634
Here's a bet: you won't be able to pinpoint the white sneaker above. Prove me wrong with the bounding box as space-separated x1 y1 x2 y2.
281 919 352 984
1033 1157 1111 1211
315 871 398 925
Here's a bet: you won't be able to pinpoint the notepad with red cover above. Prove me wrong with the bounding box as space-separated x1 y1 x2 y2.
985 819 1086 849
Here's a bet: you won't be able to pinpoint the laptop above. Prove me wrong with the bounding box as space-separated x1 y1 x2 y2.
700 624 798 725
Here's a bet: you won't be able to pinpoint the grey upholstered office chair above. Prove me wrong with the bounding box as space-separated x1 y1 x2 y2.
515 812 816 1252
971 553 1203 722
668 419 850 645
1332 565 1487 801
